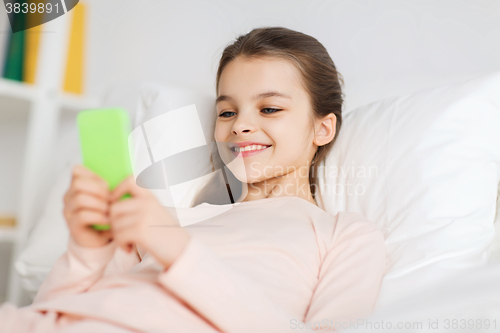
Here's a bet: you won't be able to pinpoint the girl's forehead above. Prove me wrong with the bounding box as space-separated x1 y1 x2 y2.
218 57 304 97
224 56 299 76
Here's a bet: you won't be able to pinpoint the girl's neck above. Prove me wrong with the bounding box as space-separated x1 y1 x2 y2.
236 170 317 206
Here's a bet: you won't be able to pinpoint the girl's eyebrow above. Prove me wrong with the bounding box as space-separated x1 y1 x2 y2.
216 91 292 104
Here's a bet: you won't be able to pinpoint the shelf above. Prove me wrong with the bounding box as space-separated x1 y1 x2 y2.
58 92 100 112
2 9 91 306
0 227 18 243
0 78 100 113
0 78 37 102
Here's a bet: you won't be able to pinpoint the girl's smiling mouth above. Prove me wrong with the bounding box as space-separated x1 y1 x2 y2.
228 142 272 158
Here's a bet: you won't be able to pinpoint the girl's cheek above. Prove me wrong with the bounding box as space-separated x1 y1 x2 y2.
214 126 222 141
215 123 231 140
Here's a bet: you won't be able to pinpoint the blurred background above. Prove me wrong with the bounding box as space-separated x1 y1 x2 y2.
1 0 500 305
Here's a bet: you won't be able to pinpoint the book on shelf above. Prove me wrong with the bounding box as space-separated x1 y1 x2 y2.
2 1 26 82
63 1 86 94
0 214 16 228
23 1 45 84
1 0 86 94
0 3 9 73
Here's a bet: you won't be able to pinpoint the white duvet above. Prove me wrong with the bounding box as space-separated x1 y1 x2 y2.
341 261 500 333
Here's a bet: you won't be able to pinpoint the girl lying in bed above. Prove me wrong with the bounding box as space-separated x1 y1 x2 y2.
0 26 387 333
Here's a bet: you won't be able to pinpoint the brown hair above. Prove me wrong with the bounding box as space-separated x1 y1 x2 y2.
195 26 344 206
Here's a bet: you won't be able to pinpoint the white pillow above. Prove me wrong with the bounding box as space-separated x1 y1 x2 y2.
491 189 500 261
15 152 76 299
318 70 500 310
129 82 226 209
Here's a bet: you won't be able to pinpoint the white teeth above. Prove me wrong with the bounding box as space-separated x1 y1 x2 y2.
233 144 269 152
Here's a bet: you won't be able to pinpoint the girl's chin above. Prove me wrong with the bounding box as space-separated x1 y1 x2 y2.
230 171 265 184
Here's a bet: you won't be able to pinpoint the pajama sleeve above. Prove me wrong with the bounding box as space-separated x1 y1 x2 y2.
157 214 387 333
157 236 307 333
302 214 388 331
32 236 141 305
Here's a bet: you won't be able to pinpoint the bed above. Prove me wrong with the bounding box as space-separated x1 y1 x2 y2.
14 70 500 332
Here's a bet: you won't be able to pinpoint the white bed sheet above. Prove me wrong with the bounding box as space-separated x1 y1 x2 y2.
340 261 500 333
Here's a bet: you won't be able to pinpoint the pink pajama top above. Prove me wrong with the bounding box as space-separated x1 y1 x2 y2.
29 196 387 332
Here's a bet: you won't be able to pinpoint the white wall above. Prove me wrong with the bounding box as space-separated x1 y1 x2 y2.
82 0 500 113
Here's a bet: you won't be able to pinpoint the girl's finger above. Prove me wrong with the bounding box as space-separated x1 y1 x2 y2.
110 213 137 233
109 198 138 220
69 192 109 214
112 224 136 253
72 210 109 228
110 175 141 201
73 165 109 188
68 179 110 204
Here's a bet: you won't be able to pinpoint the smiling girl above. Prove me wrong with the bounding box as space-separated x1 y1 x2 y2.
0 27 387 333
214 46 337 206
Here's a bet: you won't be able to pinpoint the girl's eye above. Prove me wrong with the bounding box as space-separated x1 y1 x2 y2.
219 111 236 118
261 108 282 114
218 108 282 117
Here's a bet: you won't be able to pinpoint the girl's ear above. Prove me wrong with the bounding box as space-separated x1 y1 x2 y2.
313 113 336 147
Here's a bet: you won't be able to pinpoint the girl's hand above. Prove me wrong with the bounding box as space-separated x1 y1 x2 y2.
108 175 192 270
63 165 113 248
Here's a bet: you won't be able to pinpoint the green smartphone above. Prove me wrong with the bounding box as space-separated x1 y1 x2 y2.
77 108 133 231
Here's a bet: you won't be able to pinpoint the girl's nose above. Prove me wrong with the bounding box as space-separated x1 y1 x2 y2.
232 128 250 135
231 113 256 135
